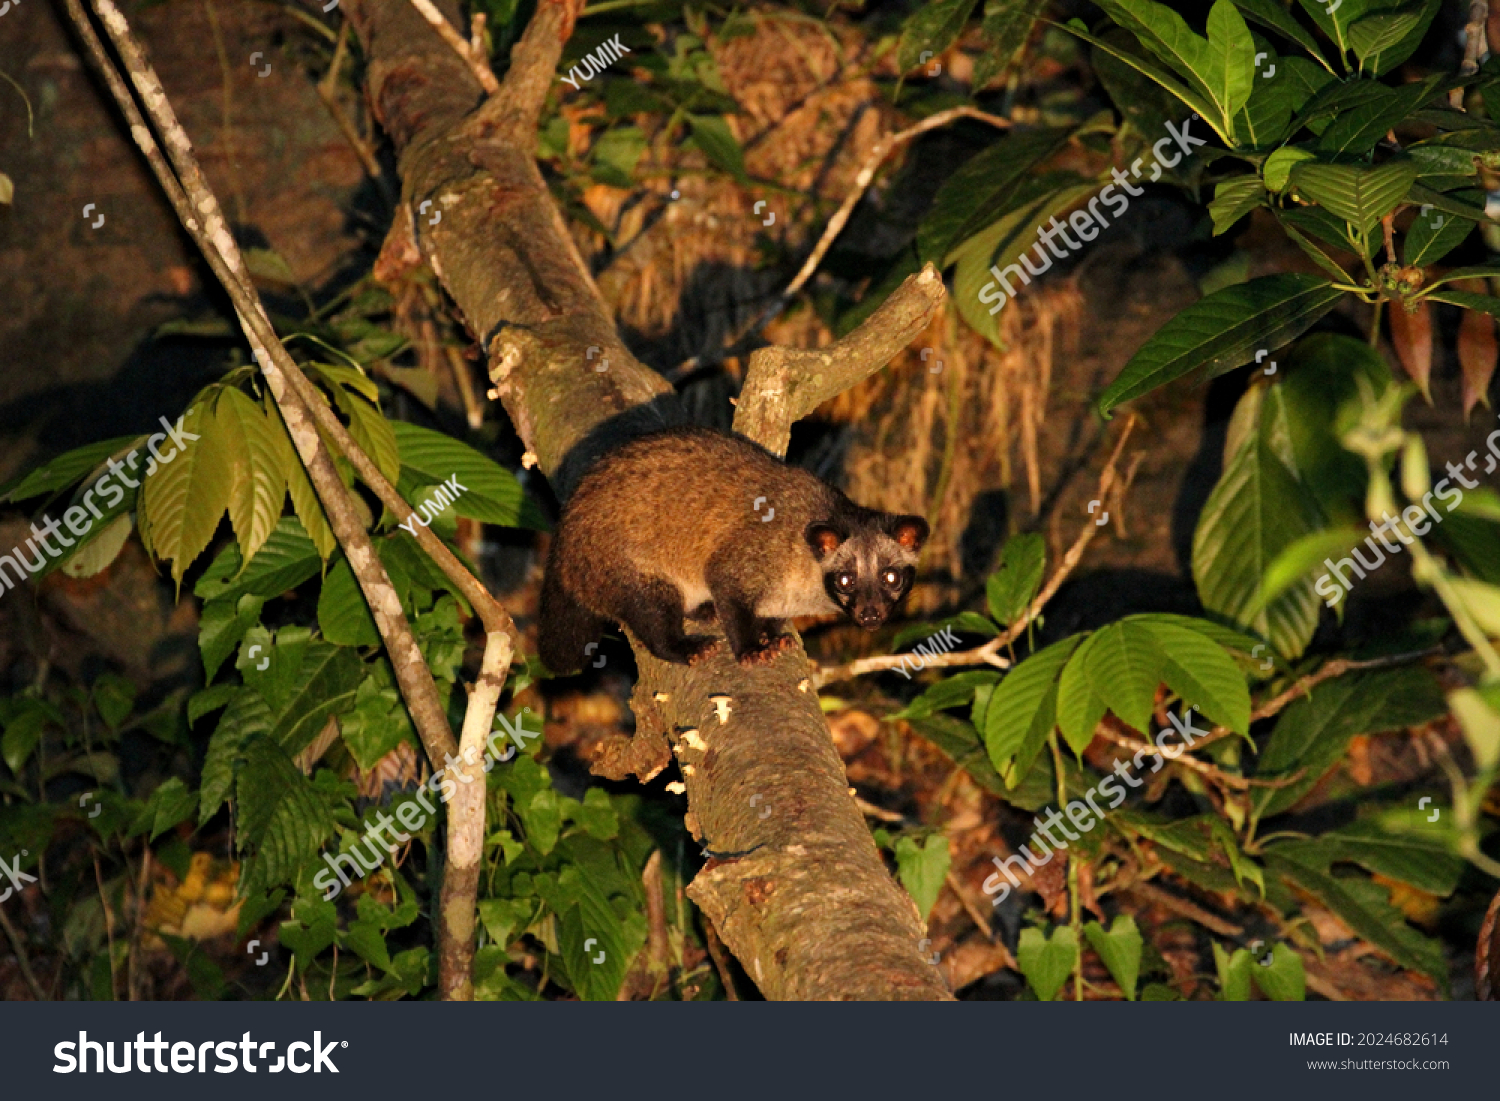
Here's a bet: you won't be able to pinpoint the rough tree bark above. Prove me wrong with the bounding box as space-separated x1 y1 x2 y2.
347 0 953 998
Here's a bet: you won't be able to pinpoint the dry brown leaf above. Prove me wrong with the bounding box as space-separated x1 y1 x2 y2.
1458 305 1498 419
1388 298 1433 401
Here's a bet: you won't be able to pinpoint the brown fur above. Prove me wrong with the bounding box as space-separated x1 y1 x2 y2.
538 426 926 671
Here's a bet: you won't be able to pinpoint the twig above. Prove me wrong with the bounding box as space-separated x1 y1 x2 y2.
1127 878 1242 937
92 854 118 1000
1249 648 1442 725
316 21 389 197
0 901 45 1000
812 415 1139 688
1451 1 1491 108
677 105 1011 374
407 0 499 94
944 869 993 939
702 914 740 1000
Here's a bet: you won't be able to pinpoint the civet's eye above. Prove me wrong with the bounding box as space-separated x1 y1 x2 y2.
836 573 856 592
881 569 900 587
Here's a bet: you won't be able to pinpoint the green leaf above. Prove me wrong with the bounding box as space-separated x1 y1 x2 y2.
234 736 338 898
1289 160 1419 239
138 402 231 584
336 391 402 490
1214 942 1253 1000
1082 619 1164 735
1231 0 1331 72
971 0 1047 88
984 636 1083 779
1208 174 1265 235
214 387 288 568
317 555 380 647
522 788 564 856
575 787 619 840
1316 77 1444 157
556 873 638 1001
1314 818 1463 896
1259 526 1365 609
1084 916 1142 999
1059 20 1219 134
1267 847 1446 983
952 180 1098 346
200 593 260 687
1447 576 1500 638
1427 289 1500 320
1348 0 1439 76
985 532 1046 626
131 777 199 841
1017 925 1078 1001
895 834 952 922
1450 686 1500 772
1097 274 1345 415
893 671 1002 721
266 397 336 560
338 668 415 771
59 513 133 579
897 0 980 75
1056 635 1110 754
1134 617 1251 734
917 129 1074 265
1192 405 1322 659
684 114 746 182
1255 667 1446 816
1252 942 1305 1000
1263 145 1316 192
195 516 321 602
92 673 136 730
1402 192 1479 266
391 422 547 530
0 436 140 505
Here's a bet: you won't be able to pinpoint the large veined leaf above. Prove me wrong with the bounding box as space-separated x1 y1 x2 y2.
1193 392 1323 659
1056 634 1111 754
917 129 1074 265
1266 846 1447 984
0 435 140 505
1134 616 1251 734
1098 274 1345 414
1230 0 1331 72
1289 160 1419 239
1207 175 1265 235
335 389 402 490
1060 20 1219 138
1404 188 1483 268
59 513 133 580
391 421 547 530
952 180 1098 347
971 0 1047 88
318 556 380 647
897 0 980 74
138 402 232 585
555 864 643 1001
234 735 338 899
986 532 1046 626
198 592 268 683
1308 818 1463 897
1258 526 1366 609
684 114 746 182
195 516 321 604
1081 619 1164 735
984 635 1083 780
1254 666 1446 817
1092 0 1255 141
1316 76 1444 156
215 387 289 568
1348 0 1439 76
1428 289 1500 321
265 395 337 559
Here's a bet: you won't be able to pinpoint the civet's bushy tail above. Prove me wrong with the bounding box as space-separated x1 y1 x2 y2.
537 533 607 674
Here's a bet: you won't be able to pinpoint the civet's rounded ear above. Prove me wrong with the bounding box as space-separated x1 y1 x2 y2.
891 515 929 551
805 522 845 559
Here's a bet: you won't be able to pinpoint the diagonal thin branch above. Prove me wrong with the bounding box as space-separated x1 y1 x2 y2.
407 0 499 94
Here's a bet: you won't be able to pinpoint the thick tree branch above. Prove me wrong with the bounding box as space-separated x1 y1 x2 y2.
348 0 951 998
733 264 946 457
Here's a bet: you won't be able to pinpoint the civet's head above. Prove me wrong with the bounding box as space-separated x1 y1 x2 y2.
807 513 928 630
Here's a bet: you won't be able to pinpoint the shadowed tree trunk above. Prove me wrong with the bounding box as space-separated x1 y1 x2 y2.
347 0 953 999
